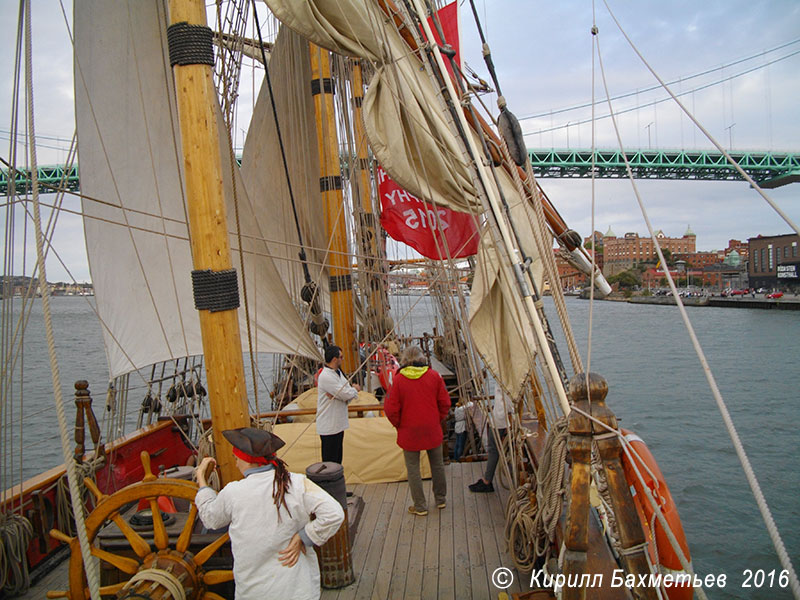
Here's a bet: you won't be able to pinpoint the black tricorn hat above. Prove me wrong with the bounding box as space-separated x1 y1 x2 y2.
222 427 285 457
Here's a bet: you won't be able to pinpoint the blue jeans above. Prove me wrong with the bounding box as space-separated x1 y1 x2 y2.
453 431 466 461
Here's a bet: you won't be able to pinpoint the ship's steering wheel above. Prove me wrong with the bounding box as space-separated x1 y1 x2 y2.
46 451 232 600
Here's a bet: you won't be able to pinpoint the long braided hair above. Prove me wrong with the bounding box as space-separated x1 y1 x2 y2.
271 456 292 520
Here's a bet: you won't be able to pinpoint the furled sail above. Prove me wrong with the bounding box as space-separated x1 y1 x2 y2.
75 0 320 379
239 26 330 300
265 0 548 395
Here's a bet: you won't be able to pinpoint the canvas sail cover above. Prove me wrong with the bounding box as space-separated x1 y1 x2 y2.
75 0 321 380
239 27 330 301
264 0 547 395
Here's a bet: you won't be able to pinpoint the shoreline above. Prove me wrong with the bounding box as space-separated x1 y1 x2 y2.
581 294 800 310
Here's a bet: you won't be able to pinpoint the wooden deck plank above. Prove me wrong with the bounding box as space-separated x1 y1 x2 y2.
355 482 403 600
350 482 398 600
403 482 430 599
474 472 505 596
464 462 491 599
330 482 384 600
387 485 415 598
371 483 405 600
487 472 525 595
427 462 452 600
451 461 473 599
20 558 69 599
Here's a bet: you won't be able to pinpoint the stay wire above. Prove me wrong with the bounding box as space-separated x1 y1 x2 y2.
23 0 101 597
596 4 799 595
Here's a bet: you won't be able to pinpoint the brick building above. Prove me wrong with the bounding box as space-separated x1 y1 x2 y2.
726 239 749 262
554 248 600 290
749 233 800 291
602 226 697 277
673 250 723 269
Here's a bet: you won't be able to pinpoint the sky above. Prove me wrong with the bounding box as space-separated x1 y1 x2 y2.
1 0 799 282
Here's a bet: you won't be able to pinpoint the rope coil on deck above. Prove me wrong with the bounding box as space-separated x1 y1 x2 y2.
0 515 34 595
504 416 568 569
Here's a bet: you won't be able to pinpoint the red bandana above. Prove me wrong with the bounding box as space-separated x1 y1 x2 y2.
232 446 278 467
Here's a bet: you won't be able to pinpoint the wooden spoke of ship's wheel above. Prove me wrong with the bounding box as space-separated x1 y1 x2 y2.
47 451 232 600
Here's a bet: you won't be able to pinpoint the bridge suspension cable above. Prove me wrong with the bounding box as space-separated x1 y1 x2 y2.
523 48 800 137
520 36 800 122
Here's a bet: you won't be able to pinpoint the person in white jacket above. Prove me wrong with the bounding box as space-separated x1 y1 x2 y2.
316 344 360 463
195 427 344 600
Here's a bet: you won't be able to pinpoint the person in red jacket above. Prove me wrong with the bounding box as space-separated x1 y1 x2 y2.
384 345 451 516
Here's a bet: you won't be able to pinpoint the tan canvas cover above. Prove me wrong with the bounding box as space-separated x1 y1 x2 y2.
287 387 381 422
75 1 321 378
275 417 431 484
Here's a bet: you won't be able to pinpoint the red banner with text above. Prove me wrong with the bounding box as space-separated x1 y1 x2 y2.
378 167 479 259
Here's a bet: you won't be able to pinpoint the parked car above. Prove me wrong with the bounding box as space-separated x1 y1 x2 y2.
766 291 784 299
730 289 746 296
756 287 768 293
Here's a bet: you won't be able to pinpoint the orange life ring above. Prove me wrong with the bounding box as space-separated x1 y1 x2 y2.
374 347 399 393
620 428 693 599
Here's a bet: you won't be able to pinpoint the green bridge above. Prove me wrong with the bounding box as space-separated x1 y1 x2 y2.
1 149 798 195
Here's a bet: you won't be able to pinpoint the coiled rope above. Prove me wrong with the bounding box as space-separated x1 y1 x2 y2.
505 416 568 568
504 484 538 571
0 514 34 595
120 568 186 600
23 1 101 597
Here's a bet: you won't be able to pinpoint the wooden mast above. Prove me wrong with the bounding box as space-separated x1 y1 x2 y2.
309 44 358 372
351 62 391 342
168 0 249 484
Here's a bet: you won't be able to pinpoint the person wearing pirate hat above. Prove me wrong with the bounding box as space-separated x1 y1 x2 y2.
195 427 344 599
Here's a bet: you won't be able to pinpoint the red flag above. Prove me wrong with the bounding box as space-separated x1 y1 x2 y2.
378 167 479 259
425 1 461 81
377 3 477 259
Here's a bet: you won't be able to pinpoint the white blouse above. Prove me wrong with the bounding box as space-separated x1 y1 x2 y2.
316 367 358 436
196 468 344 600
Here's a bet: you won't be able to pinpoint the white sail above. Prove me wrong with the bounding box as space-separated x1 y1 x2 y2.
75 0 320 379
239 26 330 301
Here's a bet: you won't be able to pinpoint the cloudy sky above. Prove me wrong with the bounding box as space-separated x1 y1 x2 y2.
1 0 799 282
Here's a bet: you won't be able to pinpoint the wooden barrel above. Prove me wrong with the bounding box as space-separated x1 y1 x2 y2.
306 462 354 588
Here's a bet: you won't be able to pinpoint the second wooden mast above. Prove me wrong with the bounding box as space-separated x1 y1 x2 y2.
309 44 359 373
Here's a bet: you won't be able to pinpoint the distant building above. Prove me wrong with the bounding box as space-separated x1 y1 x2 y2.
749 233 800 291
726 239 749 262
673 250 723 269
602 226 696 277
701 261 747 291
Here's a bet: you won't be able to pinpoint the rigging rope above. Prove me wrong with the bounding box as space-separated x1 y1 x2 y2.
23 1 101 597
593 7 799 595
